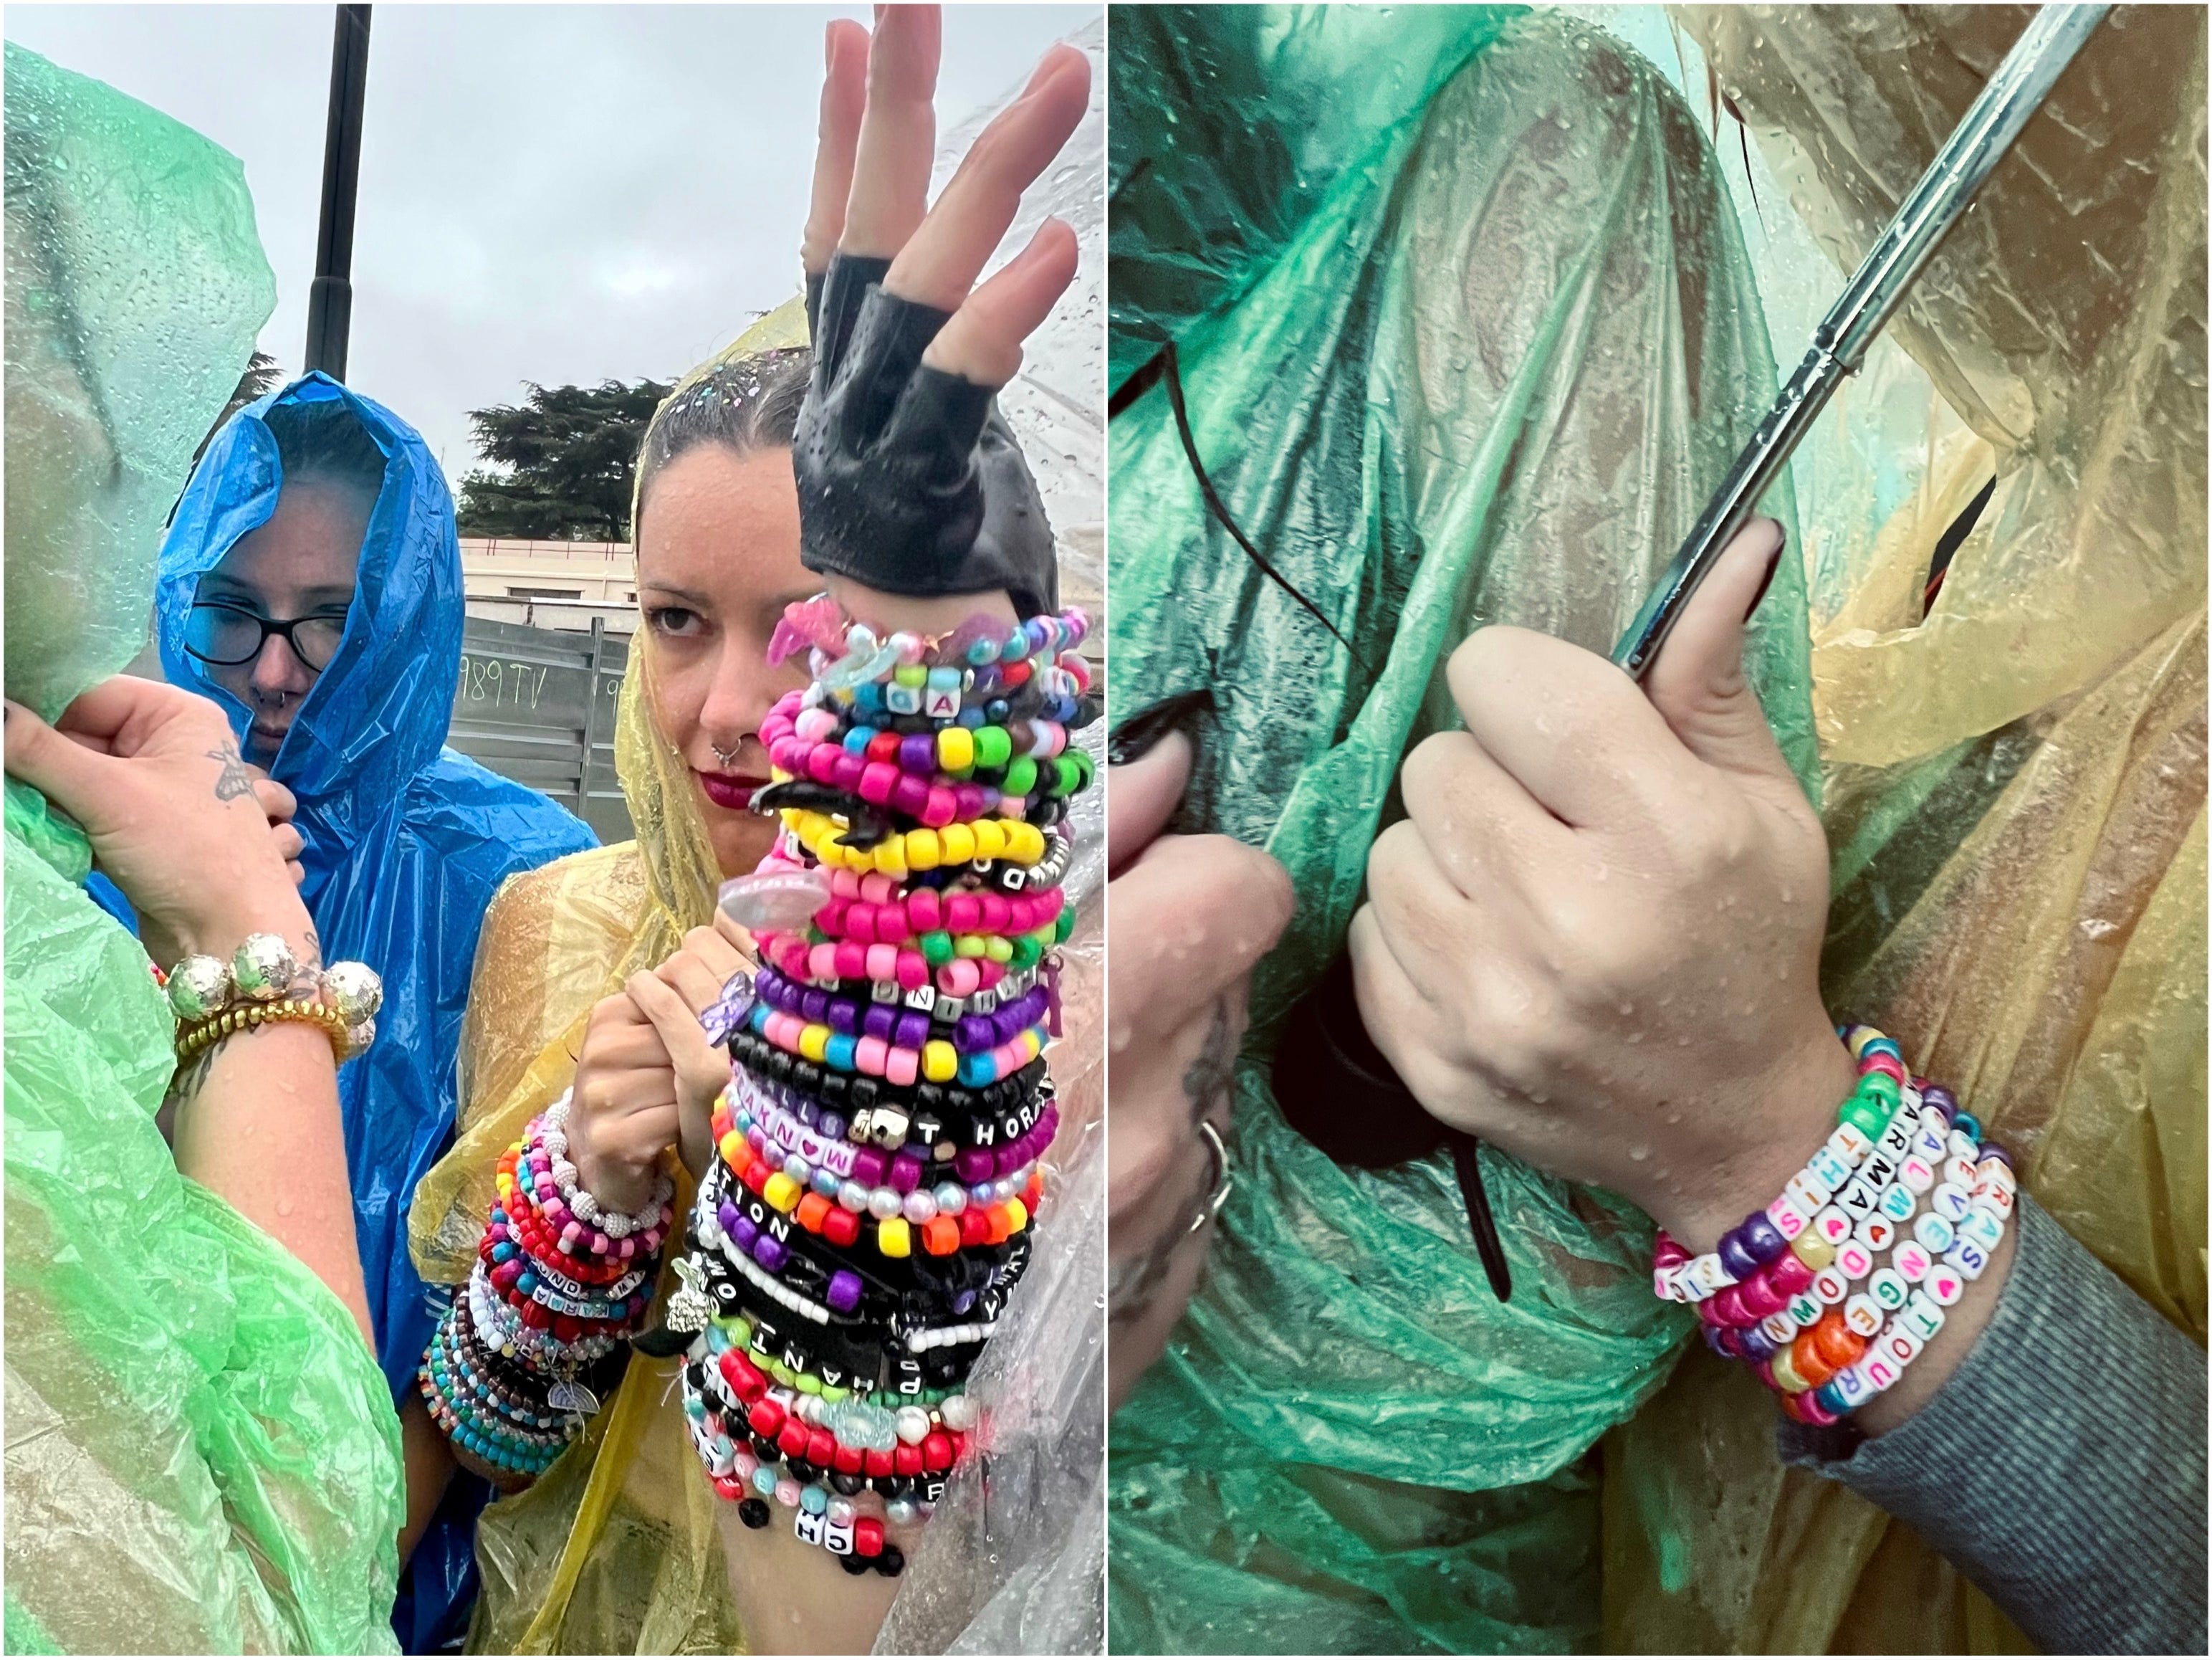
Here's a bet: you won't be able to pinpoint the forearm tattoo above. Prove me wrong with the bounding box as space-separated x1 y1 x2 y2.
1107 996 1236 1332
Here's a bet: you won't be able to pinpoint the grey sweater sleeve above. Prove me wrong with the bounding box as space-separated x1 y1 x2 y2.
1776 1191 2208 1654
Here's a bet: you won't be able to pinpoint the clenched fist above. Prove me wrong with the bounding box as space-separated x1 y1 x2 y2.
1350 520 1857 1251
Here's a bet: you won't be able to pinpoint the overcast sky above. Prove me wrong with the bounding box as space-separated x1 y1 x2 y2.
6 3 1093 484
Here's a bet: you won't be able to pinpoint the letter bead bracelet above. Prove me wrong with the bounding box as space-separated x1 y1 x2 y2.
1652 1023 2016 1426
648 591 1098 1583
418 1098 672 1478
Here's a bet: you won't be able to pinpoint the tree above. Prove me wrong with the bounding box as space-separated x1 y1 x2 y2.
455 378 673 540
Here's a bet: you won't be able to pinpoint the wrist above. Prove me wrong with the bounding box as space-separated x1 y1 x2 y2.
1850 1207 2017 1436
1658 1026 1860 1252
570 1139 656 1218
170 891 317 966
826 575 1020 634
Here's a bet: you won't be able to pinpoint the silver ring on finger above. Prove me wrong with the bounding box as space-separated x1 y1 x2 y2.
1187 1120 1232 1236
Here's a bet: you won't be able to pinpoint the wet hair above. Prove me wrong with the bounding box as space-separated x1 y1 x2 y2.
263 396 388 517
632 347 811 540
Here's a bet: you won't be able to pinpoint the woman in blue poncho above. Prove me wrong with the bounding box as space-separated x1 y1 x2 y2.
141 373 600 1648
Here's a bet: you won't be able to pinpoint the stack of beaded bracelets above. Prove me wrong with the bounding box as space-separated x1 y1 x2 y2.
1652 1023 2017 1426
661 596 1096 1578
417 1094 674 1478
163 933 384 1069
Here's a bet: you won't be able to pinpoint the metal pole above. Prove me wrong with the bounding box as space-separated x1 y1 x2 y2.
1612 3 2110 679
579 616 608 826
304 5 372 379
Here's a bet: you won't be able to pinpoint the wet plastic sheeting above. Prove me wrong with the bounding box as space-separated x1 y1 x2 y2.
1107 10 1818 1651
3 44 405 1654
1604 8 2206 1651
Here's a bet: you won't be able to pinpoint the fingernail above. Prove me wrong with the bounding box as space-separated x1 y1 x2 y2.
1106 688 1212 767
1745 533 1786 623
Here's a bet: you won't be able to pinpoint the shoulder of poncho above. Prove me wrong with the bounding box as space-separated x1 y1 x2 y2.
475 840 650 973
398 750 598 848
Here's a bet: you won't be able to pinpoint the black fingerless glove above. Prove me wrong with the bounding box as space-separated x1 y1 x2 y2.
797 254 1059 619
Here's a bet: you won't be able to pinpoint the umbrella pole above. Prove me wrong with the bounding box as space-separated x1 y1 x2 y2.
304 4 372 380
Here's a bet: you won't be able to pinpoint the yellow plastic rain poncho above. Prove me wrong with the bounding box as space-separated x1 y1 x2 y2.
408 305 798 1656
1601 6 2206 1651
411 295 1108 1647
4 44 404 1654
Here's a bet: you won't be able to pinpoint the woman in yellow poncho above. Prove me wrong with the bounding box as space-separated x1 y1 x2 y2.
408 11 1103 1651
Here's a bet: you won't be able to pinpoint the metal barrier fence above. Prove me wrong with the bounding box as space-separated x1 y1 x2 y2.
451 614 633 843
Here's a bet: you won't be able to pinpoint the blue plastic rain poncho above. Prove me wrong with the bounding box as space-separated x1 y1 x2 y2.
152 372 598 1648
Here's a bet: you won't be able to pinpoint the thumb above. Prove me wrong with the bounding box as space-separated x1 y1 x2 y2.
1107 730 1193 879
1642 517 1795 786
3 700 112 827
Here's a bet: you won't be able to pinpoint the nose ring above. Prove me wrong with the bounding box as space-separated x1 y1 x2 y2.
712 743 741 768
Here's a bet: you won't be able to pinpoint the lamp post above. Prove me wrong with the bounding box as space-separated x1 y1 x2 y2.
303 4 371 379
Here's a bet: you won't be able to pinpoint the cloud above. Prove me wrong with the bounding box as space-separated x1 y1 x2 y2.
6 3 1096 482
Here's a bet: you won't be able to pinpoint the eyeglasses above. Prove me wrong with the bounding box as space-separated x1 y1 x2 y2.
182 601 348 672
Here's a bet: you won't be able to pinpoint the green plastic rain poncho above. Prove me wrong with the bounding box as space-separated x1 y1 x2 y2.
1106 8 1819 1651
3 44 405 1654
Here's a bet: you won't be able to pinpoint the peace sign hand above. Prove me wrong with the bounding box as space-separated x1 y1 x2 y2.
794 7 1089 619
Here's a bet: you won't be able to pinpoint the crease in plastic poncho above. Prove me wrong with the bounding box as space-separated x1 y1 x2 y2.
407 31 1106 1641
2 43 405 1654
151 372 598 1650
1106 8 1822 1651
1601 8 2206 1651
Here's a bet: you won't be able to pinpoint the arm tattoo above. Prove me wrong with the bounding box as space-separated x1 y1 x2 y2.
284 926 325 1000
206 741 257 803
1109 996 1236 1332
165 1034 227 1109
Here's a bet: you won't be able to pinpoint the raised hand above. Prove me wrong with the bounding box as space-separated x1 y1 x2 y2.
794 7 1089 619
